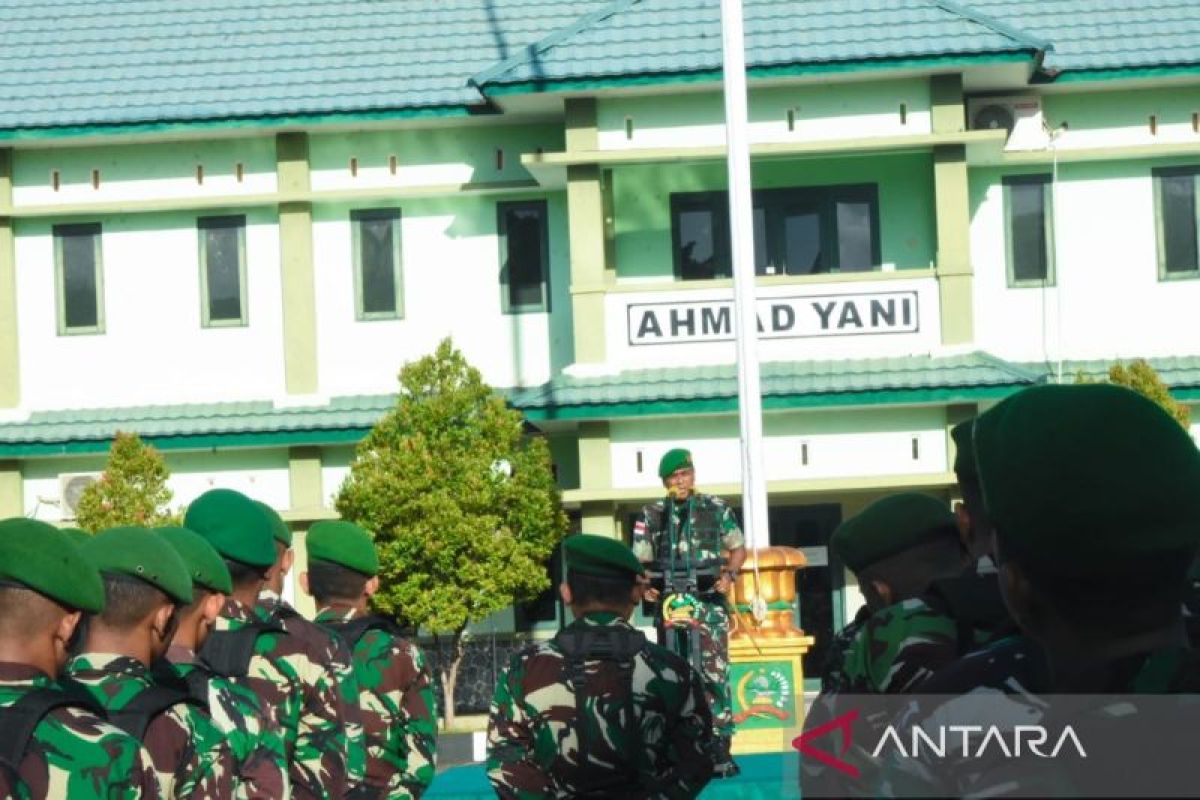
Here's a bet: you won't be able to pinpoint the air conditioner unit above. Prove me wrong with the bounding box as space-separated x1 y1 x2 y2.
59 472 101 520
967 95 1048 151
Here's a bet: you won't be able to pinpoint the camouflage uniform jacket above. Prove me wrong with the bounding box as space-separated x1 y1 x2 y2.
487 611 714 800
65 653 228 798
215 597 349 799
818 605 872 695
315 606 438 799
164 644 290 799
0 661 163 799
631 493 744 579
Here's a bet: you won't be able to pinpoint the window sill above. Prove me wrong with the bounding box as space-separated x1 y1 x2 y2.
502 306 550 315
582 268 936 295
354 313 404 323
1159 270 1200 282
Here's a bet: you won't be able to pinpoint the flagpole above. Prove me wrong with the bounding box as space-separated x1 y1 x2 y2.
720 0 769 551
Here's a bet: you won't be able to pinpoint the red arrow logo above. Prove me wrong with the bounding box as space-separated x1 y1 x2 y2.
792 708 861 778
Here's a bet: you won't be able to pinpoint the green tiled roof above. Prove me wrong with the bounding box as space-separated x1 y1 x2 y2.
1022 356 1200 400
513 351 1042 419
0 0 610 133
966 0 1200 76
473 0 1045 90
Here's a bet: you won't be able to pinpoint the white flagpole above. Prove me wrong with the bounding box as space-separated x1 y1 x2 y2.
720 0 769 552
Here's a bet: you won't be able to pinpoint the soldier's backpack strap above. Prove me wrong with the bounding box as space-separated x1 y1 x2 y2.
552 625 649 796
923 571 1014 656
321 614 406 647
0 685 103 779
199 619 284 678
103 682 204 741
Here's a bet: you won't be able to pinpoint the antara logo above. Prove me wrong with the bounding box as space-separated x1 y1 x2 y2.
792 709 1087 774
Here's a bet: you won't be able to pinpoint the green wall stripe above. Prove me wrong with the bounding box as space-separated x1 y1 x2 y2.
0 427 368 457
1036 64 1200 85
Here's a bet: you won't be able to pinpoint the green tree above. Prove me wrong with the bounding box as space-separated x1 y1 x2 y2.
75 431 178 532
336 339 567 727
1074 358 1191 429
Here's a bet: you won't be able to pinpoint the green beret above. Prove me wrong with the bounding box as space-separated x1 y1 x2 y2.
658 448 694 480
184 489 277 568
307 521 379 576
0 518 104 613
82 527 194 605
563 534 645 579
157 526 233 595
975 384 1200 576
831 493 958 573
60 527 92 547
255 501 292 547
951 419 977 483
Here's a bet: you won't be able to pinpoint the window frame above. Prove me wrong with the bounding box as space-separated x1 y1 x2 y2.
53 222 105 336
669 183 882 281
497 199 551 314
198 215 249 328
1152 165 1200 281
351 208 405 321
1002 173 1056 288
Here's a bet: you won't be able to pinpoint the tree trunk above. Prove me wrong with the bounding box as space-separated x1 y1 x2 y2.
438 626 467 730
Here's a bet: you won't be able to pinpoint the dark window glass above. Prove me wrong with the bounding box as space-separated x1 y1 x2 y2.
201 217 244 322
676 205 727 280
1160 172 1199 274
783 205 822 275
500 201 548 312
359 215 398 314
1006 177 1050 283
753 207 769 275
56 224 100 330
516 543 563 628
835 197 875 272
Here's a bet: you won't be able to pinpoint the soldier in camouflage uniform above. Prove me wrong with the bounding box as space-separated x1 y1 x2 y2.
157 525 290 798
254 502 367 794
881 384 1200 797
488 534 714 799
0 518 163 799
66 526 232 798
186 488 352 799
302 520 438 798
631 448 745 776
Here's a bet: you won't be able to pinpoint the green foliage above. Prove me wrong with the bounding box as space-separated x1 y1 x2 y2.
336 338 568 633
1073 359 1191 429
75 432 179 532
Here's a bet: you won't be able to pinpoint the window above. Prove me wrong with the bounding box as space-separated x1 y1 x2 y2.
1154 166 1200 278
1003 174 1054 286
352 209 403 320
53 223 104 335
515 542 564 630
198 216 247 326
498 200 550 313
670 184 880 280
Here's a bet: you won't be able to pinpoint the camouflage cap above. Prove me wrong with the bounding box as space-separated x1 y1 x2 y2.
157 526 234 595
0 518 105 612
255 501 293 547
59 526 92 546
183 488 277 568
563 533 645 579
658 448 694 480
950 418 977 483
831 493 958 573
307 520 379 576
975 383 1200 575
82 526 194 605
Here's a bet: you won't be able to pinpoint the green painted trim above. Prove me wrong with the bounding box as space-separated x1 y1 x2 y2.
351 208 405 321
521 384 1026 421
0 427 368 457
0 460 21 517
1037 64 1200 85
567 163 607 363
53 222 106 336
0 148 17 408
483 52 1035 95
734 601 794 612
198 215 249 328
0 105 474 144
577 422 612 493
276 132 319 396
288 445 325 513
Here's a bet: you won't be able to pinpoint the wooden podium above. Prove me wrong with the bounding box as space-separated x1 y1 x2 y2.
727 546 812 754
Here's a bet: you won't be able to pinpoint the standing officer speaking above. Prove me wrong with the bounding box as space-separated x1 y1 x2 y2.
632 448 747 777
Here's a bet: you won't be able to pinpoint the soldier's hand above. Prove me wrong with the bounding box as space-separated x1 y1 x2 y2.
716 575 733 594
644 587 660 602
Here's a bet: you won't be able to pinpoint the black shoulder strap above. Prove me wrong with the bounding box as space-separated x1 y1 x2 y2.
199 620 283 678
107 684 201 741
321 614 406 647
923 571 1015 655
0 685 103 775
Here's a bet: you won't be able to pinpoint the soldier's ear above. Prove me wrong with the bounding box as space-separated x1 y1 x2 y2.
364 576 380 598
54 610 82 669
559 581 573 606
869 580 893 607
299 571 310 596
